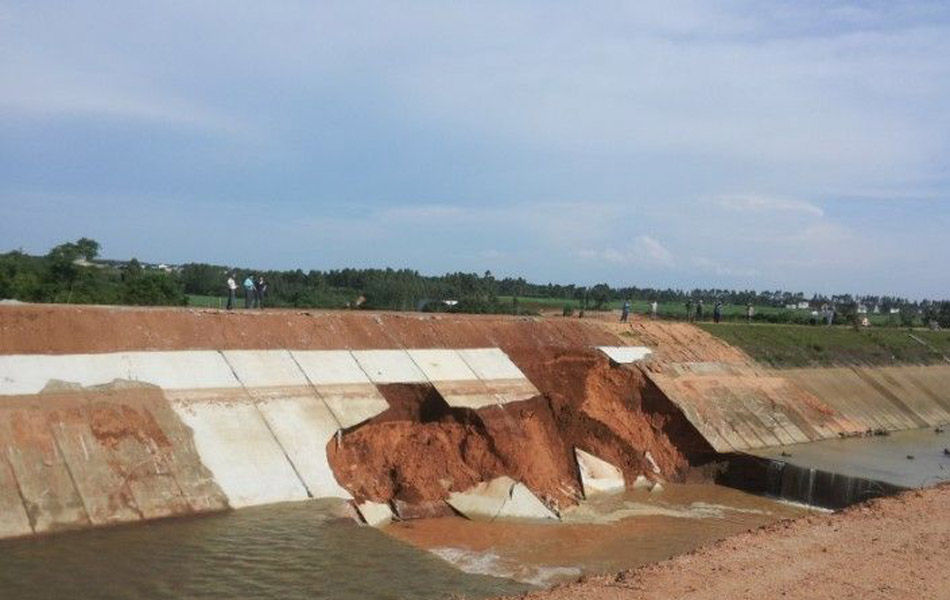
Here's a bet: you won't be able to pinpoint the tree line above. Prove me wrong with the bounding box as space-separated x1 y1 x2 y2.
1 238 948 326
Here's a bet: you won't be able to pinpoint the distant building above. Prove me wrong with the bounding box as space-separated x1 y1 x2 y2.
889 307 901 314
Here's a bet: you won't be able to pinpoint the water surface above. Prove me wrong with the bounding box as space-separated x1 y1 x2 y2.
0 499 528 600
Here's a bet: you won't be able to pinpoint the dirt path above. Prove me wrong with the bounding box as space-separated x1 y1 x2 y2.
493 484 950 600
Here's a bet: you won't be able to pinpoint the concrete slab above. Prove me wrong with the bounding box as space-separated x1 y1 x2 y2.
352 350 427 384
0 455 32 538
256 396 351 499
48 418 143 526
221 350 307 388
447 476 558 521
457 348 540 404
505 482 558 520
143 401 230 515
457 348 526 380
408 349 499 409
170 400 310 508
80 394 200 520
291 351 390 428
575 448 625 496
407 349 480 382
291 350 372 385
317 386 390 429
124 351 238 390
596 346 653 364
0 353 129 395
0 410 90 532
0 350 237 394
357 501 393 527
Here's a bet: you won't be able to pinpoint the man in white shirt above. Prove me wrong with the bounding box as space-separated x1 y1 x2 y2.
226 273 237 310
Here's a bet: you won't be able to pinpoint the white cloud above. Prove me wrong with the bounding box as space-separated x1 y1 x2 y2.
578 235 675 269
712 195 824 217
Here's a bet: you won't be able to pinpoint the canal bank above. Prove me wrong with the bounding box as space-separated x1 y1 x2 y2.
2 305 950 598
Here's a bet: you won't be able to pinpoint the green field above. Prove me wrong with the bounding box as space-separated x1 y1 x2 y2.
499 296 901 325
700 322 950 368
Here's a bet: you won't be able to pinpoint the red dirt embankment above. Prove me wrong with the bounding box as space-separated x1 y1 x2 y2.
0 305 719 510
493 483 950 600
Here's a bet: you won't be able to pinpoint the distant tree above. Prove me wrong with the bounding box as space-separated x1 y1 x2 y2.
75 238 100 261
122 258 143 281
590 283 611 309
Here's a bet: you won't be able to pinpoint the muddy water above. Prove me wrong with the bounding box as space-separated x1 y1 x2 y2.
0 486 807 599
753 427 950 489
0 500 528 600
388 484 809 587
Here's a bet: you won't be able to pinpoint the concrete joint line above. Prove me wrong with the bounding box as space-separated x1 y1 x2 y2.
47 421 93 526
217 350 314 499
3 448 37 534
287 350 347 435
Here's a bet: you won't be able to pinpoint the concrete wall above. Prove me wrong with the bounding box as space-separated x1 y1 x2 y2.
646 362 950 453
0 346 539 538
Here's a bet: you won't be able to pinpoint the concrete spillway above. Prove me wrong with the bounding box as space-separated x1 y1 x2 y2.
0 347 539 538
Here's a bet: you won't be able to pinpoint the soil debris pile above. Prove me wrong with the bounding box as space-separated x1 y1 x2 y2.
328 350 707 512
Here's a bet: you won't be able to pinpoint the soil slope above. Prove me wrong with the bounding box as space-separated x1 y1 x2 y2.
493 483 950 600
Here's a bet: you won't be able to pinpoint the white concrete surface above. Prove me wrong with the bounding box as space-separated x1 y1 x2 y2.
222 350 307 388
457 348 526 380
0 353 128 395
357 501 393 527
632 474 654 490
256 396 351 499
456 348 540 405
124 351 239 390
318 389 390 429
406 349 498 409
447 476 558 521
170 400 310 508
644 451 662 475
291 351 373 385
407 349 479 381
596 346 653 364
0 351 240 396
292 350 389 427
575 448 625 496
352 350 427 383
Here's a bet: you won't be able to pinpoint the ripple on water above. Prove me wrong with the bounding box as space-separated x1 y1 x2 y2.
0 500 529 600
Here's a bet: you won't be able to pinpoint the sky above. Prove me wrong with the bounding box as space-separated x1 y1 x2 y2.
1 1 949 298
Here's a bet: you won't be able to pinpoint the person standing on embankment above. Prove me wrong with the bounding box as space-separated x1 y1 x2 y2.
620 299 631 322
255 276 267 309
243 275 255 309
226 273 237 310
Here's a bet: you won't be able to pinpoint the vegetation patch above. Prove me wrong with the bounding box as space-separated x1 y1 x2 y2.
699 323 950 368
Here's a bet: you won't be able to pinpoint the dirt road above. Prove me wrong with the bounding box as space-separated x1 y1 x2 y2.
494 483 950 600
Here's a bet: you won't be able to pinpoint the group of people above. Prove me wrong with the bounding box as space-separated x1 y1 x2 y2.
620 299 735 323
619 300 660 322
682 299 728 323
226 273 268 310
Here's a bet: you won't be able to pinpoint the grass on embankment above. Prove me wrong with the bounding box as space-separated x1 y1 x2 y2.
699 323 950 368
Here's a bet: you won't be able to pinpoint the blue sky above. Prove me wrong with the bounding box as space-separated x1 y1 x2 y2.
2 1 948 298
